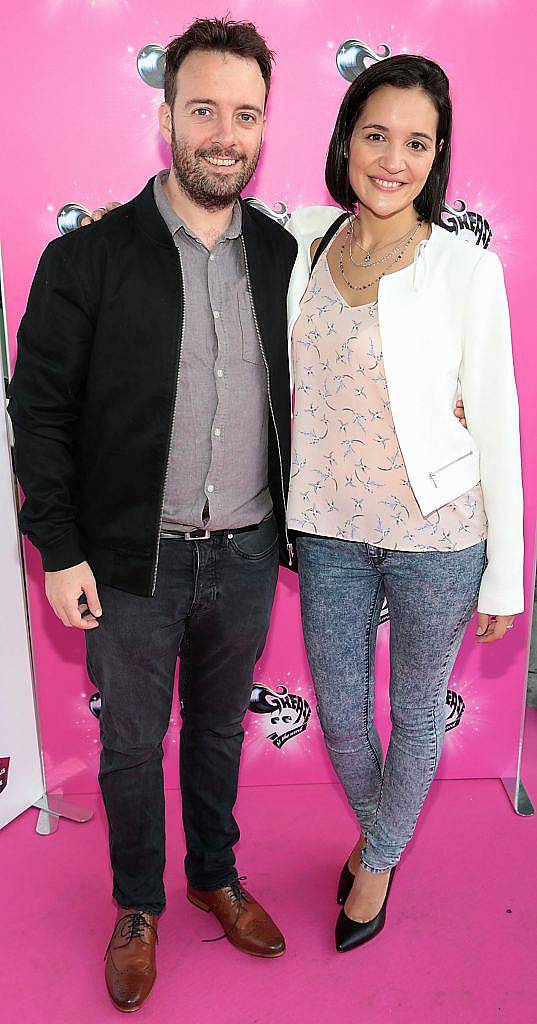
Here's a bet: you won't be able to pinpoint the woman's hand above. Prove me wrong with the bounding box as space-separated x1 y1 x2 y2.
476 613 516 643
80 202 121 226
454 399 467 428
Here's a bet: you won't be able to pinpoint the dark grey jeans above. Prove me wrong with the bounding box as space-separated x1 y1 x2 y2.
85 515 279 915
296 535 486 872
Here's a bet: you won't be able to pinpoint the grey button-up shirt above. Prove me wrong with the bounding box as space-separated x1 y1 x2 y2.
153 171 272 533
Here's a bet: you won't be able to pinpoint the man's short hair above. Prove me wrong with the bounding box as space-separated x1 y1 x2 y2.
164 16 275 111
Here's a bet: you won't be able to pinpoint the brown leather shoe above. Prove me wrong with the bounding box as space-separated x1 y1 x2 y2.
187 879 285 958
104 909 158 1012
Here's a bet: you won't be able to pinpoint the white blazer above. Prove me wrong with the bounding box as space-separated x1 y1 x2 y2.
284 206 524 616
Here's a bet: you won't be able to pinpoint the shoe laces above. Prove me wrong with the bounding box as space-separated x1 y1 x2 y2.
202 876 250 944
104 911 158 960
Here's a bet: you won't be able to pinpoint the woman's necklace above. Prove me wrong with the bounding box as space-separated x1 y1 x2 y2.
349 217 421 269
338 219 422 292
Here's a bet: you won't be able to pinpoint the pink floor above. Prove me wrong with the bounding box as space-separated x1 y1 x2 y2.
2 712 537 1024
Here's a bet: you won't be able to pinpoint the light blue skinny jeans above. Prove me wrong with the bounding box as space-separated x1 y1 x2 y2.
296 535 486 873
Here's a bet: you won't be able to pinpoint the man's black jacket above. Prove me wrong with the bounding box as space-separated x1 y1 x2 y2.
8 177 298 595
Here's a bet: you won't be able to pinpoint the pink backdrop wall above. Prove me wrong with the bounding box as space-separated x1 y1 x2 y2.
1 0 536 795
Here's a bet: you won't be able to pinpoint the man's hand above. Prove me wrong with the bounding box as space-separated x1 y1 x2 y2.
45 561 102 629
80 202 121 226
454 399 467 428
476 613 516 643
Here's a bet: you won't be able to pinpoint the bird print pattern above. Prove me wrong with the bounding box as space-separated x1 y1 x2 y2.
287 238 487 551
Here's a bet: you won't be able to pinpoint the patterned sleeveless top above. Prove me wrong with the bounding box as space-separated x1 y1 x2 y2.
287 230 487 551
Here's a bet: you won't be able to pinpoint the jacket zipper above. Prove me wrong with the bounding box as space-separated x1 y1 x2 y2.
150 249 186 595
429 450 472 488
240 236 294 567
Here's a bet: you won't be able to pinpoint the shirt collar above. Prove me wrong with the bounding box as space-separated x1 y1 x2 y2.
153 169 242 244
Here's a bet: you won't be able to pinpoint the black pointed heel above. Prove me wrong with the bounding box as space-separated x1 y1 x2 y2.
336 859 355 905
335 866 396 953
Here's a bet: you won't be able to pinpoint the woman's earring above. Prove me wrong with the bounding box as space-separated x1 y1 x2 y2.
343 146 349 159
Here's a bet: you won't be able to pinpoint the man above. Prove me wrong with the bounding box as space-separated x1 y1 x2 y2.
9 17 297 1012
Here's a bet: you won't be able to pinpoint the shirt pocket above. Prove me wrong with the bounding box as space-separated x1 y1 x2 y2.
238 293 263 365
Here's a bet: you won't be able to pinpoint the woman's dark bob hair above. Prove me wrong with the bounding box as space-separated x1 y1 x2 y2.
325 54 452 225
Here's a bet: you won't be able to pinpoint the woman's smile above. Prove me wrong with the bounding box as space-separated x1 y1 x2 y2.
368 175 408 192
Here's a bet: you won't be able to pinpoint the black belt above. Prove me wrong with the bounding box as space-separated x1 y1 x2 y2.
162 524 259 542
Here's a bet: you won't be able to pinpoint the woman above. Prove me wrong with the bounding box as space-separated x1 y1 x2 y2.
286 54 523 952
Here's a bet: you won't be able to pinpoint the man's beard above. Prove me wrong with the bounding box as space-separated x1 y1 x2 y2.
170 124 261 210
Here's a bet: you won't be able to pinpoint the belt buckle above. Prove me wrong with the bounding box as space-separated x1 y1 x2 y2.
184 529 211 541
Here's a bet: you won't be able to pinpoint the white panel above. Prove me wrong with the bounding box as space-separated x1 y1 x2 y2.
0 244 44 829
